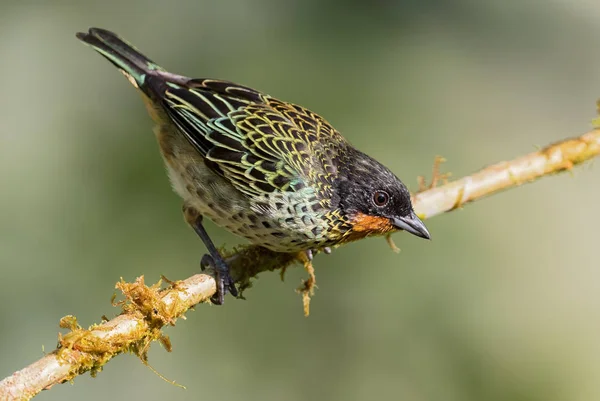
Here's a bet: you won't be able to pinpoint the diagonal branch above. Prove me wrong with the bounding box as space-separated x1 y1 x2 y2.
1 128 599 400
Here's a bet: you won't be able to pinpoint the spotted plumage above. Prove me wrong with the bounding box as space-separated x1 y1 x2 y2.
76 28 430 304
160 79 360 250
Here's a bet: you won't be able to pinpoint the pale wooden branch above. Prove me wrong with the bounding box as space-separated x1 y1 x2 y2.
413 131 600 218
1 128 599 400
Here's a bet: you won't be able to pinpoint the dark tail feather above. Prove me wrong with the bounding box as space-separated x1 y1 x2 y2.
76 28 164 92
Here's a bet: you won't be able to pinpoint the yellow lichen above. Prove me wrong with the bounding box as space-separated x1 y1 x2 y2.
385 233 401 253
417 155 451 193
592 99 600 128
295 252 317 317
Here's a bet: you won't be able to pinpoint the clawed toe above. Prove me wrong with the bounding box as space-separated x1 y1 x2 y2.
201 254 238 305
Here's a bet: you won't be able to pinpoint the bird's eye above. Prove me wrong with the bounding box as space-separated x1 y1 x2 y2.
373 191 389 207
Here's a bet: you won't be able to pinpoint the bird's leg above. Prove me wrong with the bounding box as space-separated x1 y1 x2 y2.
183 205 238 305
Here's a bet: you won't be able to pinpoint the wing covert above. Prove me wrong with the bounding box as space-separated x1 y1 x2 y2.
161 79 347 202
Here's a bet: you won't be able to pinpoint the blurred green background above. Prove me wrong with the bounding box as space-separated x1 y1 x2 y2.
1 1 600 400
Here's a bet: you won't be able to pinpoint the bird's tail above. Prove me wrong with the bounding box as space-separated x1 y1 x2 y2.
76 28 165 94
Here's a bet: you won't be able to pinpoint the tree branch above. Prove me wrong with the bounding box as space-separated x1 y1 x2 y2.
1 128 599 400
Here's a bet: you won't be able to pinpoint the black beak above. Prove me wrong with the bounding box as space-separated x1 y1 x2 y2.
392 212 431 240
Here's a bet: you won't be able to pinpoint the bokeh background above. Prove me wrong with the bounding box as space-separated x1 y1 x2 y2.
1 1 600 400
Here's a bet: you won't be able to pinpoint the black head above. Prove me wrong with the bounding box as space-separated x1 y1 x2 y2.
335 149 430 240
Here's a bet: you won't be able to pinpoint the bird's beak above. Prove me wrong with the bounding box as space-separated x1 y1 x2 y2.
392 212 431 240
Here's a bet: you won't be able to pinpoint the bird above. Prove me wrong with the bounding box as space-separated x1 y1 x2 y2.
76 27 430 305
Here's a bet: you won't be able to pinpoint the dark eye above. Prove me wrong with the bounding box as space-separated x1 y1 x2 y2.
373 191 389 207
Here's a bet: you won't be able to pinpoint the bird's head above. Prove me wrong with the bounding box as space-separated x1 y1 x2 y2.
335 150 430 241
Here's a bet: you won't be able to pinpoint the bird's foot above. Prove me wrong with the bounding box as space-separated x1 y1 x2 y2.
201 254 238 305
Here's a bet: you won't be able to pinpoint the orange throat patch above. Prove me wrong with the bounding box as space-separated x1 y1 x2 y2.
345 213 395 241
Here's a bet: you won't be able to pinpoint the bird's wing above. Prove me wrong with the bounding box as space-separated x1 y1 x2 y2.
162 78 346 202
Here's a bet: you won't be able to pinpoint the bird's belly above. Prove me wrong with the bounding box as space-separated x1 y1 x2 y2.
154 123 332 252
164 155 328 253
